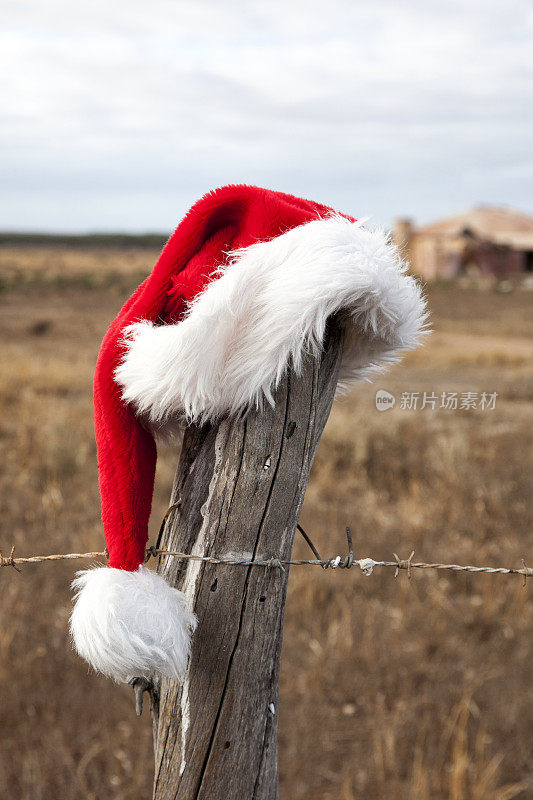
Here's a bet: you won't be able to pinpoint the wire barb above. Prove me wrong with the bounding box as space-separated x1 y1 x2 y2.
394 550 416 579
0 545 21 573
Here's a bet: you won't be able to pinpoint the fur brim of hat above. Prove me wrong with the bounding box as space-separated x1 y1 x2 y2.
115 216 428 427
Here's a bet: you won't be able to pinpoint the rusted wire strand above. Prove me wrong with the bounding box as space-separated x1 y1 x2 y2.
1 510 530 583
1 543 531 584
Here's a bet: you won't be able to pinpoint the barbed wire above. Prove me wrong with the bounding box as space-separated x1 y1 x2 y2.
1 524 531 585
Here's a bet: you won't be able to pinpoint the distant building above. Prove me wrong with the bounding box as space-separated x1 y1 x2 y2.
393 206 533 281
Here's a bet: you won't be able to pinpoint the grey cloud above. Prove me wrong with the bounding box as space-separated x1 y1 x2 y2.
0 0 532 231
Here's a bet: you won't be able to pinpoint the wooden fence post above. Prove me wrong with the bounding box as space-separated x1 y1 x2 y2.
149 322 343 800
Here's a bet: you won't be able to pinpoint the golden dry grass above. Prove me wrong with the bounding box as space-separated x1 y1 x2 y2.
0 248 531 799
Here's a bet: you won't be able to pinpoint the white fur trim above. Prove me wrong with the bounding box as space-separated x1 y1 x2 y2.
115 216 429 425
70 566 197 683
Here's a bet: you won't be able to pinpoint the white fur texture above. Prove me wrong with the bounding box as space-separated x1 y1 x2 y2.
115 215 428 425
70 565 197 683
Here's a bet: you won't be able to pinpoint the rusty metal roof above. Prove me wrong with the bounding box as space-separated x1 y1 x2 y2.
417 206 533 246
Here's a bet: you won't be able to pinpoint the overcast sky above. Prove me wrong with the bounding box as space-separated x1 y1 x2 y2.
1 0 532 233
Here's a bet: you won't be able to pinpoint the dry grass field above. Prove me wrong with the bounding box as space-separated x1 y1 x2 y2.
0 246 531 800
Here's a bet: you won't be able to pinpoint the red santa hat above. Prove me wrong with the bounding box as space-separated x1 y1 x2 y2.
70 184 428 682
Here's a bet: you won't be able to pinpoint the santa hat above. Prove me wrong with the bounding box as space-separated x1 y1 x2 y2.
70 184 428 682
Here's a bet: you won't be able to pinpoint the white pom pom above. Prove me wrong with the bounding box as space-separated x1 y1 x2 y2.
70 565 197 683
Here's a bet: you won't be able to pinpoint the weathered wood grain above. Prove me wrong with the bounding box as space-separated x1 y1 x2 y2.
151 322 344 800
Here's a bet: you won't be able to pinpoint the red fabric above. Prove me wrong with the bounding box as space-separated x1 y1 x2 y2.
94 185 339 570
